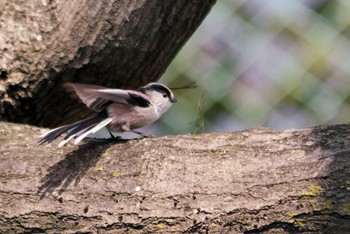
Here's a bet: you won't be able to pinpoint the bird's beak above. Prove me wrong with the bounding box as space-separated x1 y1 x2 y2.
171 97 177 103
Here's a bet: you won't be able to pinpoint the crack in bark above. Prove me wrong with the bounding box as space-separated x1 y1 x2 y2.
1 122 350 232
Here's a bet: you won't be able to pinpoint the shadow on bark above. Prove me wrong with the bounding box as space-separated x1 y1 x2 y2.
37 138 127 199
309 124 350 232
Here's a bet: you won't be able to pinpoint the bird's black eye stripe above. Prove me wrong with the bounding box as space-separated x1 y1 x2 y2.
127 93 151 108
149 84 172 98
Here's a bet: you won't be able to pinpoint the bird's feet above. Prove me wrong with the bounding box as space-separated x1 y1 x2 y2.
133 131 155 138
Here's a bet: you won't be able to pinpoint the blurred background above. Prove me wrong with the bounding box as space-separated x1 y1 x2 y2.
100 0 350 138
146 0 350 136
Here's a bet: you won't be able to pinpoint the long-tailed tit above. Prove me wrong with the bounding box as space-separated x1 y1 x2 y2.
39 82 176 147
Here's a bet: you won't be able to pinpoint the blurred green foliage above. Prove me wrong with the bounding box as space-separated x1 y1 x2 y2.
155 0 350 135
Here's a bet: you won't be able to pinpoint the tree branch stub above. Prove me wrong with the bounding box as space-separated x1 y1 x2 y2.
0 0 216 127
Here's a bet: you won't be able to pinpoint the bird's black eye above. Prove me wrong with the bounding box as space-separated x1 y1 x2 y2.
162 93 167 98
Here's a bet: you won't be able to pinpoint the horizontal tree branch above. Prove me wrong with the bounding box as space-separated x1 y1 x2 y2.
1 121 350 233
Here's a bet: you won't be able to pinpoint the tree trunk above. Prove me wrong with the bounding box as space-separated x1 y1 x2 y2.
1 121 350 233
0 0 216 127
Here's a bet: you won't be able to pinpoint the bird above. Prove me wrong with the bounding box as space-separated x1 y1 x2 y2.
39 82 177 147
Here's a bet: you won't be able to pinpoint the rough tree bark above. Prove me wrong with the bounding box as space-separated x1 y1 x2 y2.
2 1 350 233
1 121 350 233
0 0 216 127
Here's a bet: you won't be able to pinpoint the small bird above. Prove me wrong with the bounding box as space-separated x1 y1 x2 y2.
39 82 177 147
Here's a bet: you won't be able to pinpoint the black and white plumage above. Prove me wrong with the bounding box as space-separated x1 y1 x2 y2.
39 82 176 147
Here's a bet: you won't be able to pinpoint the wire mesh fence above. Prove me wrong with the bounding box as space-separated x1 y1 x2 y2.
151 0 350 136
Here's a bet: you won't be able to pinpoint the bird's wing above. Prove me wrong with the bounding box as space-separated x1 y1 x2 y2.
65 83 150 112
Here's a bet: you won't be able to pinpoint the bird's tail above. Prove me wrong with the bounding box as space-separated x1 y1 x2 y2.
39 112 112 147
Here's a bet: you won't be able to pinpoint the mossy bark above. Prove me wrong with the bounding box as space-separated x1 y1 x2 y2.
1 121 350 233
